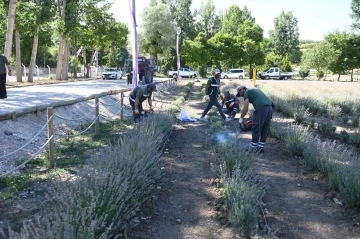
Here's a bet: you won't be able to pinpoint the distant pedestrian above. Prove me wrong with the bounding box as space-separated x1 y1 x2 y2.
200 69 230 122
0 54 11 99
236 86 272 153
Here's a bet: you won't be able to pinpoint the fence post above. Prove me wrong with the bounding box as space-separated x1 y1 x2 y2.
95 97 99 135
120 93 124 121
47 107 55 168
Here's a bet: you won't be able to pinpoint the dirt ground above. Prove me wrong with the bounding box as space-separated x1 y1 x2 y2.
126 81 360 239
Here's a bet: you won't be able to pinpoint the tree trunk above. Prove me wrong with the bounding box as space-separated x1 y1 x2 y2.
61 39 69 80
28 26 39 83
4 0 17 59
324 69 328 81
55 36 64 80
351 69 354 82
15 30 22 83
55 0 66 80
337 73 341 82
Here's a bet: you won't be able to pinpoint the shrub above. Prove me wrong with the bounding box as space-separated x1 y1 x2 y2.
316 70 324 80
168 104 180 113
222 168 261 238
352 116 359 127
183 86 191 96
294 106 312 124
284 124 312 156
319 120 336 137
339 130 350 143
216 142 253 177
174 96 185 107
326 104 342 120
269 119 286 139
350 132 360 147
209 121 223 133
303 140 360 207
299 68 310 79
2 114 174 238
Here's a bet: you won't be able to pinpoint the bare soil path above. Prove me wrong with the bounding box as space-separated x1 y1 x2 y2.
126 81 360 239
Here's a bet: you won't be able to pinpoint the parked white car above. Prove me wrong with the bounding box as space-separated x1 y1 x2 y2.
102 67 122 80
221 69 245 79
167 68 198 78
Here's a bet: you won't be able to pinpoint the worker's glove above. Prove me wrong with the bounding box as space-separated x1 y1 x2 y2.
229 102 234 108
239 118 244 124
219 95 224 100
205 95 210 102
134 109 140 115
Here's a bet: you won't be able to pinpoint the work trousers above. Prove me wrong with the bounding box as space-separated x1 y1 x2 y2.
223 102 240 117
0 73 7 99
251 105 272 149
201 95 226 120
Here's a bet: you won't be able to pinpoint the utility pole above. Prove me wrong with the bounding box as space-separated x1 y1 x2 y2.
132 0 138 89
176 27 182 79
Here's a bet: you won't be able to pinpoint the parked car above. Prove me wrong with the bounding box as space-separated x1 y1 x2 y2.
167 68 198 78
221 69 245 79
102 67 122 80
258 67 293 80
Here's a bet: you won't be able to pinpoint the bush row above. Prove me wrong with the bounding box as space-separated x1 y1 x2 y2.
269 93 360 128
271 94 360 148
206 115 263 237
168 82 194 113
1 114 175 239
270 119 360 208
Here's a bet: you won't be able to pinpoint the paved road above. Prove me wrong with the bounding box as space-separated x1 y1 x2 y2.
0 78 169 120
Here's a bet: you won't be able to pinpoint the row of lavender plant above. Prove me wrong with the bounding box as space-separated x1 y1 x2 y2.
1 114 175 239
270 119 360 208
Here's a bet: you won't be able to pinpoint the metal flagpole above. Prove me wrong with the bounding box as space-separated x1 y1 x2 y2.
176 27 181 80
131 0 138 89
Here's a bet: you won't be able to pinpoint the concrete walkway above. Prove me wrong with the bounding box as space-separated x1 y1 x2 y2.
0 78 168 120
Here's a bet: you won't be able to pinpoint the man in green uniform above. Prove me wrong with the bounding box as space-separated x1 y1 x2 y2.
222 90 240 119
129 83 157 122
200 69 229 122
236 86 272 153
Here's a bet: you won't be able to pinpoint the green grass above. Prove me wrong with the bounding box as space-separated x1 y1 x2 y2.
0 119 130 200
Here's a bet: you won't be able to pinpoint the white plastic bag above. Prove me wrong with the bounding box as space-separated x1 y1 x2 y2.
179 108 196 122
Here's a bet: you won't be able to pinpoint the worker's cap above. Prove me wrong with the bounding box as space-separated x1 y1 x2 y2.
214 69 221 74
224 90 230 95
147 83 157 91
236 86 247 97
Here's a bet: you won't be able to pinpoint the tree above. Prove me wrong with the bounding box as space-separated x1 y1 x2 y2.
194 0 222 38
28 0 56 82
139 3 176 64
269 11 301 63
181 32 210 70
237 19 264 77
208 32 244 69
299 68 310 79
168 0 195 39
221 5 254 36
265 52 282 68
4 0 17 60
350 0 360 29
325 31 360 81
301 41 339 80
14 0 39 82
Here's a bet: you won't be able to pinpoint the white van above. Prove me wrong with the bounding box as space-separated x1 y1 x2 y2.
221 69 245 79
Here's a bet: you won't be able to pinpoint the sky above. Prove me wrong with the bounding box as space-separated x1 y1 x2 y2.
112 0 354 41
